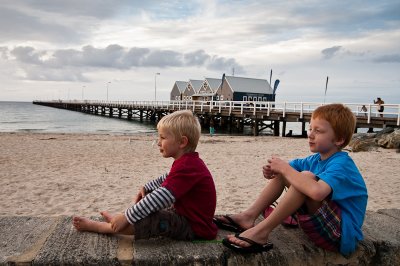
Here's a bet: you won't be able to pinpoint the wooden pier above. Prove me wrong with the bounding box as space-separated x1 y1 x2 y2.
33 100 400 136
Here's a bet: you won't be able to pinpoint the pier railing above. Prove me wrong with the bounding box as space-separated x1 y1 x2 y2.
39 100 400 126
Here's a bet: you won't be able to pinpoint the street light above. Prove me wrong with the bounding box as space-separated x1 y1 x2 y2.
155 73 160 101
106 82 111 101
81 85 85 101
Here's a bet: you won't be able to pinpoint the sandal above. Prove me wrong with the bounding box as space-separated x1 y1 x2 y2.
213 215 245 232
222 233 273 253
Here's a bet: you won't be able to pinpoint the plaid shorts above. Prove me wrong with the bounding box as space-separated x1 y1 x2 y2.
133 208 195 241
297 200 342 252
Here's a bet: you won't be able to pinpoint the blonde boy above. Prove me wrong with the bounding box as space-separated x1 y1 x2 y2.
73 110 218 240
218 104 368 256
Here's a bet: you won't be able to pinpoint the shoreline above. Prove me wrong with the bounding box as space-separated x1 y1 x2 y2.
1 132 399 217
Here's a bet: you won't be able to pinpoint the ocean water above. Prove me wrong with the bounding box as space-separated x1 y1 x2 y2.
0 102 374 136
0 101 307 136
0 101 157 134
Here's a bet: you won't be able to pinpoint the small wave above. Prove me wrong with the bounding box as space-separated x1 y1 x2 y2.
17 128 46 132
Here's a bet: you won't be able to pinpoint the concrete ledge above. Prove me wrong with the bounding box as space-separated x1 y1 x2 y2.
1 209 399 265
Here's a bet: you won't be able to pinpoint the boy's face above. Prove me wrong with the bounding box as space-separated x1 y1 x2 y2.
157 127 185 160
308 117 343 160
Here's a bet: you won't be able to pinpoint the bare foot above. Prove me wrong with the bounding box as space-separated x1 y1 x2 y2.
73 216 98 232
100 211 114 223
215 213 255 230
73 216 114 234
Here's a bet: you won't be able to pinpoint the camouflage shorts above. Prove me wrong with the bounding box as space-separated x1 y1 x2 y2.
133 208 195 240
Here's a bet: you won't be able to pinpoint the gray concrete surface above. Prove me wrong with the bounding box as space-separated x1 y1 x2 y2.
0 209 399 265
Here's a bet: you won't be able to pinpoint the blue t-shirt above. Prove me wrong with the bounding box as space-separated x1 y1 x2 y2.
290 151 368 256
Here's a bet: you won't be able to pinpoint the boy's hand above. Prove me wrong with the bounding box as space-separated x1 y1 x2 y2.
110 213 129 233
268 156 290 176
262 164 276 179
133 186 147 203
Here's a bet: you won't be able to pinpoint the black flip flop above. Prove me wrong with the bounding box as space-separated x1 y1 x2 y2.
213 215 244 232
222 233 273 254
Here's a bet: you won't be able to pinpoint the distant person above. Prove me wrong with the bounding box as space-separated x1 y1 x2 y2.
215 104 368 256
361 105 368 117
209 118 215 136
374 97 384 117
73 110 217 241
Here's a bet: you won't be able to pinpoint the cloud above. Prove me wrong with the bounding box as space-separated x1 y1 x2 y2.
0 1 199 45
5 45 244 81
373 54 400 63
143 50 183 67
321 46 343 59
184 50 210 66
11 46 46 65
207 56 244 74
17 66 89 82
0 6 85 43
0 46 8 59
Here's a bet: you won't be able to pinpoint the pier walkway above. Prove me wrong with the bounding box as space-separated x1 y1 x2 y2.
33 100 400 136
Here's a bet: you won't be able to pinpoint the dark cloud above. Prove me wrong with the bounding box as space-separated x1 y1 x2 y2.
321 46 342 59
373 54 400 63
143 50 183 67
184 50 210 66
0 6 85 43
11 46 46 65
124 47 151 67
81 45 126 68
6 45 244 81
207 56 244 74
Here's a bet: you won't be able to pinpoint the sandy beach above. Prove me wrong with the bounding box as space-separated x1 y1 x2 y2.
0 132 399 217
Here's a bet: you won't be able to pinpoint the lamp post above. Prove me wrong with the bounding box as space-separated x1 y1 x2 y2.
81 85 85 101
155 73 160 101
106 82 111 101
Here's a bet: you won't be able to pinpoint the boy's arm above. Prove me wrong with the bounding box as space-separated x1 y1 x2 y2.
284 167 332 201
143 173 168 192
125 186 175 224
134 173 168 203
269 157 331 201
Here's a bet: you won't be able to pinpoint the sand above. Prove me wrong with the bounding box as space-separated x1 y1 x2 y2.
0 132 399 217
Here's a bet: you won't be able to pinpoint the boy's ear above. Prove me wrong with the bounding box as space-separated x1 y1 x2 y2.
179 136 189 148
334 137 345 147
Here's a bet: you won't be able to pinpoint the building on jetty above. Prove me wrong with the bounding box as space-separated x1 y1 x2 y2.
33 100 400 137
170 74 278 103
193 78 221 101
170 81 188 101
216 74 275 102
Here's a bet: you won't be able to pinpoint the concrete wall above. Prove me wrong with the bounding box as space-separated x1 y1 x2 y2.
1 209 399 265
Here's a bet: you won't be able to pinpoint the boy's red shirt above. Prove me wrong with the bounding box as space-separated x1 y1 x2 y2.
162 152 217 239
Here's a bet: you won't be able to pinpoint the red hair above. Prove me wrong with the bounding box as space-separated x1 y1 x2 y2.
312 104 356 148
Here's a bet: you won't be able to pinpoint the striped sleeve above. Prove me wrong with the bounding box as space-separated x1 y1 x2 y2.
144 173 168 192
124 186 175 224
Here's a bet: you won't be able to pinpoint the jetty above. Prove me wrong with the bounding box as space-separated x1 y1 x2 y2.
33 100 400 136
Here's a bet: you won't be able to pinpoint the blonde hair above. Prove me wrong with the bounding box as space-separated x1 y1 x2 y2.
157 110 201 152
312 103 356 149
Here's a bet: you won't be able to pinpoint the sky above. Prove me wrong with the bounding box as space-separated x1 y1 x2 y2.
0 0 399 104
